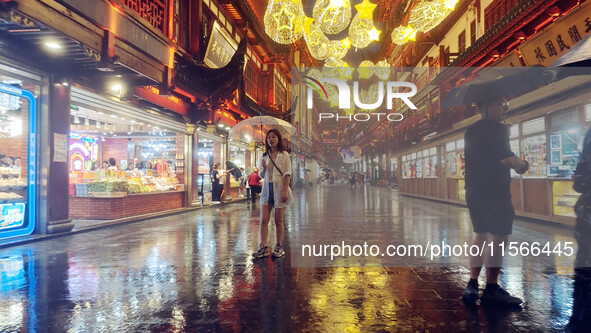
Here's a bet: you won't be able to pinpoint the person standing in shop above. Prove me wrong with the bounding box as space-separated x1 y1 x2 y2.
567 127 591 332
108 157 118 171
211 163 222 203
0 153 9 167
252 129 292 259
462 97 530 307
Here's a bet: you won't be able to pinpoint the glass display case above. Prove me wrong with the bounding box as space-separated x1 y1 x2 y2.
552 181 579 217
0 82 36 240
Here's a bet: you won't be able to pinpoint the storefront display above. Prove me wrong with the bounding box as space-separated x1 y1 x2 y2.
521 134 547 177
547 127 584 178
445 145 464 178
0 77 37 240
67 88 188 220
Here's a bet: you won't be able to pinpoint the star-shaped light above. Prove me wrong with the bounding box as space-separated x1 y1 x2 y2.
368 27 381 41
391 25 417 45
273 6 296 32
354 0 377 20
444 0 459 9
329 0 349 10
303 16 314 34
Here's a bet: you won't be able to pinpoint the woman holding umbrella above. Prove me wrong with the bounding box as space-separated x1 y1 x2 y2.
252 129 292 259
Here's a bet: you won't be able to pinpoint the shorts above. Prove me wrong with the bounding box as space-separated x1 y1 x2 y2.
267 182 275 206
466 197 515 235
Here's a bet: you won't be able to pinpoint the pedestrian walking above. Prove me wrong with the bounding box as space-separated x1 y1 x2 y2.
462 97 530 306
252 129 292 259
567 127 591 332
247 169 261 203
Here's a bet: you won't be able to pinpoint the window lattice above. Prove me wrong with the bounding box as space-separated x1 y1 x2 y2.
122 0 165 32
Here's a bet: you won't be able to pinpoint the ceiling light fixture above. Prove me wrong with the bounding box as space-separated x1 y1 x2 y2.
45 42 62 49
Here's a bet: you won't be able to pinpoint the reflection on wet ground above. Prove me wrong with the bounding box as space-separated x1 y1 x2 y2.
0 185 577 332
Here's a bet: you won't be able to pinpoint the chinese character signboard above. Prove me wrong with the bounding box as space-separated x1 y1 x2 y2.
204 21 238 69
520 1 591 66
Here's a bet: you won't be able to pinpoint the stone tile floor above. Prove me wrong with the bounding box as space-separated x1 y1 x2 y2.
0 185 578 332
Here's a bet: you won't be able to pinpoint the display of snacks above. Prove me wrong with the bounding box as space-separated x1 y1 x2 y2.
0 178 26 188
0 167 20 176
0 192 24 203
87 180 129 193
71 174 180 196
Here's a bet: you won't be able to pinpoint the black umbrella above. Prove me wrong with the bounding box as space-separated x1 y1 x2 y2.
441 66 556 108
225 161 242 180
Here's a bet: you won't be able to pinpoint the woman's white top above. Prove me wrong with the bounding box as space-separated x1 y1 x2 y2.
258 151 292 208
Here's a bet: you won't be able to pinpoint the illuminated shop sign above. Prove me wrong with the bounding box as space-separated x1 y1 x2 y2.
0 203 26 230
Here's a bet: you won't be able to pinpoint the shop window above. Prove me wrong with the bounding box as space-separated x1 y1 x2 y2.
509 124 519 138
416 157 423 179
521 134 547 177
547 127 585 178
522 117 545 135
510 139 520 178
446 149 465 178
0 74 37 238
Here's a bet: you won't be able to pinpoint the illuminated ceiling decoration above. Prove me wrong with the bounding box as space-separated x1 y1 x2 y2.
348 0 380 49
264 0 305 44
326 38 352 60
391 0 459 45
391 25 417 45
264 0 382 63
303 17 331 60
312 0 353 35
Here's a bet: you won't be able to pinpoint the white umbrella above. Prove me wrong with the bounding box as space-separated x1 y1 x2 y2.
229 116 296 143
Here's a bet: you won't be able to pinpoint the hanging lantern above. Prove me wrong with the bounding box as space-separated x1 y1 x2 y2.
313 0 352 35
408 0 458 33
391 25 417 45
303 17 331 60
326 38 351 60
264 0 305 44
348 0 379 49
348 13 380 49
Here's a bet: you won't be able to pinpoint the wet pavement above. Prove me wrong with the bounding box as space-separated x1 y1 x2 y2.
0 184 578 332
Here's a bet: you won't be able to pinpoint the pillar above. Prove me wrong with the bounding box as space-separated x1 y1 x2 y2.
46 80 74 234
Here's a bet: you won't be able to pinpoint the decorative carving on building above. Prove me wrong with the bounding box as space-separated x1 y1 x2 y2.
117 0 165 32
